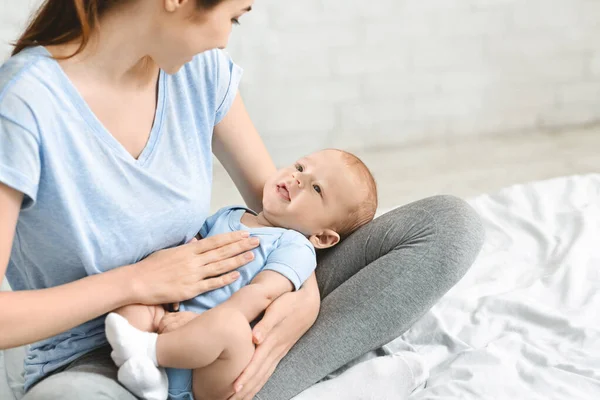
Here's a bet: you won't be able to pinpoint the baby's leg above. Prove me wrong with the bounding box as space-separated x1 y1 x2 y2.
113 304 165 332
153 306 254 400
105 304 165 367
105 306 170 400
191 312 255 400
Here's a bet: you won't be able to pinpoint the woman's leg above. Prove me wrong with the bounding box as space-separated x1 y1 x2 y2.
256 195 485 400
22 346 136 400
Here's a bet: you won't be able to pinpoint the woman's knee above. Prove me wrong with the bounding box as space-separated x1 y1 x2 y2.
23 370 136 400
415 194 485 278
380 194 484 280
424 194 484 247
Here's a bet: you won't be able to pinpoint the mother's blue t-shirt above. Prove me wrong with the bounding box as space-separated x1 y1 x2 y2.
0 46 242 390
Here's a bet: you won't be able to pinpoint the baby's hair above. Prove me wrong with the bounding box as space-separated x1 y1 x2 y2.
329 149 378 239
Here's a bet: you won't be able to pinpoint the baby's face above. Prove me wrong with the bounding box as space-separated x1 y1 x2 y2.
262 150 360 246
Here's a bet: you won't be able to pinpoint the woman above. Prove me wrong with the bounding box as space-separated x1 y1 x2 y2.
0 0 484 399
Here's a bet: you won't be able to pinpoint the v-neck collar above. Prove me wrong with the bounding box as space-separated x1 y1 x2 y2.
229 208 286 235
38 46 167 166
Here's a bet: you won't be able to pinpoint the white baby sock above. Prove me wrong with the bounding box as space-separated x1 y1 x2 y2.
292 351 428 400
105 313 168 400
105 312 158 367
118 355 169 400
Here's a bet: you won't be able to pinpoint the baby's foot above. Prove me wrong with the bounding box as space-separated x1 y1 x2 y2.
118 355 168 400
105 312 158 367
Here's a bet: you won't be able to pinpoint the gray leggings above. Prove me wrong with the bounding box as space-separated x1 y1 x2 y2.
22 195 484 400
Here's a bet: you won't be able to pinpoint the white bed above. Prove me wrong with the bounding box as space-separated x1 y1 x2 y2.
3 174 600 399
399 173 600 399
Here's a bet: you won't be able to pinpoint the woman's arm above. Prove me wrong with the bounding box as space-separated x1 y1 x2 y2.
0 183 259 350
0 183 136 348
213 92 276 212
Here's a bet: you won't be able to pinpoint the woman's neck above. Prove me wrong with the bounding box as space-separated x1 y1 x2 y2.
48 4 158 88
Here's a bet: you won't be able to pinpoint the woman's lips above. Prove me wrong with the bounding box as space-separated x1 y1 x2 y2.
277 184 291 201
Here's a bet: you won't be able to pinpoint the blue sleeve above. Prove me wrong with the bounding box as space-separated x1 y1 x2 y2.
0 93 41 210
264 232 317 290
213 50 243 126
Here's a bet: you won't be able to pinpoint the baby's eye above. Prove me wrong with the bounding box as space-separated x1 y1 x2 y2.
313 185 321 194
295 164 304 172
231 18 240 25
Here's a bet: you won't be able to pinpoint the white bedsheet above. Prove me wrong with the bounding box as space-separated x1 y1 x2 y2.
396 173 600 399
295 173 600 399
3 174 600 399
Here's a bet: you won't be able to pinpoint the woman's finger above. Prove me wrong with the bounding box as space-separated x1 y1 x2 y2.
204 251 254 277
244 363 277 400
199 237 259 266
193 231 250 255
252 298 288 344
232 333 285 398
234 346 282 400
232 346 266 396
240 361 273 400
197 271 240 293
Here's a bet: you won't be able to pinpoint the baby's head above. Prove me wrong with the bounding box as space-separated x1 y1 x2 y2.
262 149 378 249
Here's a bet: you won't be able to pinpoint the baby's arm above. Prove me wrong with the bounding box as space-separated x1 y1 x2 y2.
220 270 294 322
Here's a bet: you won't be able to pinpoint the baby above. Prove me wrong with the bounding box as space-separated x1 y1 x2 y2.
104 149 378 400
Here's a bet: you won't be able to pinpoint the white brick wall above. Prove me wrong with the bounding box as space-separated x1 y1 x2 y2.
227 0 600 164
2 0 599 165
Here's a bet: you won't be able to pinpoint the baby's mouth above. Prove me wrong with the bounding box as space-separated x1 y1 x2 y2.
276 184 291 201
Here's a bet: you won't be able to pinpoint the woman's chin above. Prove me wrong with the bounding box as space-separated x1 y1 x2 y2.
162 63 185 75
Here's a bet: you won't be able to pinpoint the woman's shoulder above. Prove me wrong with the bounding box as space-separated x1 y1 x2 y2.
177 49 241 94
171 49 242 124
184 49 234 78
0 47 57 113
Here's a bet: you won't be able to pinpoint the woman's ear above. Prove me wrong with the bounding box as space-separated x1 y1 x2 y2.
309 229 340 249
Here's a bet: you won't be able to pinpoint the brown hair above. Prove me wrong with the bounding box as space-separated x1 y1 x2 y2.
12 0 225 58
332 149 378 239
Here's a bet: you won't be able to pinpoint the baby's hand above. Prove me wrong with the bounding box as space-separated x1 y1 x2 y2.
157 311 198 334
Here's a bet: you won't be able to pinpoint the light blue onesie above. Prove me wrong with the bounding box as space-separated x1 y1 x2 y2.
167 206 317 399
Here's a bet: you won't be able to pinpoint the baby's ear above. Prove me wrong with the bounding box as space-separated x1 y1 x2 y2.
309 229 340 249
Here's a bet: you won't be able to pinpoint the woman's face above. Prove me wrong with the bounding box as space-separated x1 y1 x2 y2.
152 0 254 73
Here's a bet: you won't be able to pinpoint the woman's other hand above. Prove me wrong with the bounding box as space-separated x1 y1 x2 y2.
229 273 320 400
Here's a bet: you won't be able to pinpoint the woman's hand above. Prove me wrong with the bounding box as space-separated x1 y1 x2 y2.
128 231 259 305
229 274 321 400
157 311 198 334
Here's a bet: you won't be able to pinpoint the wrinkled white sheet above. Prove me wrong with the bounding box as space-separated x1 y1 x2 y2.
396 174 600 399
3 174 600 399
295 174 600 400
